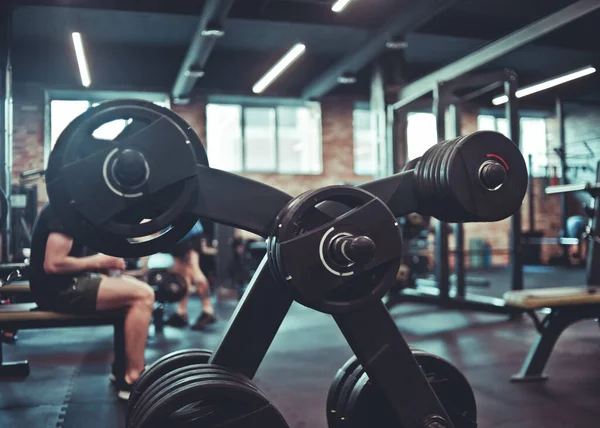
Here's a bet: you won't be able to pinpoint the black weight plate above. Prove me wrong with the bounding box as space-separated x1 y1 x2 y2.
326 356 362 428
440 136 468 205
435 138 457 209
131 368 250 428
339 352 477 428
420 146 437 208
163 370 262 427
401 158 419 172
327 348 425 428
46 100 205 257
157 377 286 428
139 377 284 428
416 146 438 215
331 362 365 428
431 141 446 209
130 365 258 428
448 131 527 222
148 270 188 303
127 348 211 422
272 186 401 314
133 370 284 428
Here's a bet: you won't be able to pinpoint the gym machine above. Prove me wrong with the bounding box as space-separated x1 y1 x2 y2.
546 162 600 286
390 70 524 314
45 100 527 428
503 165 600 382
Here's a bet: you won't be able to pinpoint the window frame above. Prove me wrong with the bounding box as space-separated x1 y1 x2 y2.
44 89 170 167
206 97 323 175
476 111 550 178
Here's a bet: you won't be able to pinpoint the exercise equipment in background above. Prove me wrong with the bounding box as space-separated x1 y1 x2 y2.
504 171 600 382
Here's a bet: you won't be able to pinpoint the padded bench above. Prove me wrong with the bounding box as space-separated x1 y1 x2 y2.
504 286 600 382
0 303 125 379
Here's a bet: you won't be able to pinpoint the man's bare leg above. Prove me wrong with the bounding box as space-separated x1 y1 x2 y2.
96 276 154 384
187 250 214 316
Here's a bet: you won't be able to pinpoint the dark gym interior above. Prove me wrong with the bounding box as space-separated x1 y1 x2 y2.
1 1 600 427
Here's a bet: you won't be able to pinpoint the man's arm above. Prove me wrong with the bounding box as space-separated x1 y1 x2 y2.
43 232 104 275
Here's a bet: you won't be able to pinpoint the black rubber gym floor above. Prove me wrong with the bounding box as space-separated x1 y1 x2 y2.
1 265 598 428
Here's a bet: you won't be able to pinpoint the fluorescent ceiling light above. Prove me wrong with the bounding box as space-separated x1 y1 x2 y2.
72 32 91 88
337 74 357 84
492 65 596 105
252 43 306 94
385 40 408 50
332 0 354 13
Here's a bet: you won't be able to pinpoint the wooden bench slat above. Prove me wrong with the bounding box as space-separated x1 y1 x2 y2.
0 303 124 323
504 286 600 309
0 284 31 294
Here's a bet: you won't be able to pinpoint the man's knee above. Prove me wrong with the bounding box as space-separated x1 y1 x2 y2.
121 277 155 309
137 283 155 309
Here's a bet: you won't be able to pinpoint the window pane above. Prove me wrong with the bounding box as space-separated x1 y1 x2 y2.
353 109 377 175
496 118 509 138
93 119 131 140
244 108 276 171
206 104 243 171
50 100 90 149
477 115 496 132
521 117 547 177
277 105 322 174
406 112 437 160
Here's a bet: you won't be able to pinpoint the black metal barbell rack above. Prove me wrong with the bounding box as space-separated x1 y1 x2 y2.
45 100 528 428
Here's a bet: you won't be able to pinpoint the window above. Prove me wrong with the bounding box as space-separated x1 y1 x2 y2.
206 104 243 172
477 115 548 176
48 98 169 156
206 103 322 174
353 109 377 176
406 112 437 161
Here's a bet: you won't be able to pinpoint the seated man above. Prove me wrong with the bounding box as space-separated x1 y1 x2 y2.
30 203 155 400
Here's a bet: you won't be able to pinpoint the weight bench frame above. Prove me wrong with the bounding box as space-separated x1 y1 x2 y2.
511 304 600 382
0 303 126 379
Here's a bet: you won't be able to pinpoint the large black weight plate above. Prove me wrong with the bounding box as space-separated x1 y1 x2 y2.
130 365 258 428
127 348 212 424
269 186 402 314
132 367 288 428
329 351 477 428
46 100 206 257
148 270 188 303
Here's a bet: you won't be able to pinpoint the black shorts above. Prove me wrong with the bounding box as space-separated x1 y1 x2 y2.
35 274 103 314
168 237 201 259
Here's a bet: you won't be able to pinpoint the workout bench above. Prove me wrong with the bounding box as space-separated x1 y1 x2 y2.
504 286 600 382
0 303 125 378
0 280 31 296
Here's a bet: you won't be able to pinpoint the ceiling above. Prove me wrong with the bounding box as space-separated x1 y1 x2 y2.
8 0 600 107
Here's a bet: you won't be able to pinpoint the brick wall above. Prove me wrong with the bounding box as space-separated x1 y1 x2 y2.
12 83 48 206
176 95 371 196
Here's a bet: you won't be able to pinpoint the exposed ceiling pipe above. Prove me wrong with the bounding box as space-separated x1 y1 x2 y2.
171 0 236 102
